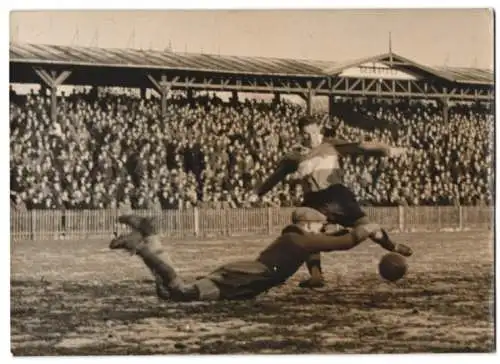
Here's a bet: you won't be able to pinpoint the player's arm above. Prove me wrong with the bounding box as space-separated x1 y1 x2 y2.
295 223 381 254
296 233 360 253
331 138 405 158
254 156 298 197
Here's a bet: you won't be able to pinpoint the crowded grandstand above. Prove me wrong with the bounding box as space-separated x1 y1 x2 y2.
9 43 494 211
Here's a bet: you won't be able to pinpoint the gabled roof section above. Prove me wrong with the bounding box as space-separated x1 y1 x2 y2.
324 52 493 85
324 52 454 81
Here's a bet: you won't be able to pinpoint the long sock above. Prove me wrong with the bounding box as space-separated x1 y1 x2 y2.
136 245 182 289
137 247 200 301
305 253 323 281
372 228 396 251
354 217 396 251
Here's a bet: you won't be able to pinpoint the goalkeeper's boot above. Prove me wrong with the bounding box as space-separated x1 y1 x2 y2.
118 215 157 237
154 273 171 300
299 277 326 289
110 216 162 255
109 230 145 255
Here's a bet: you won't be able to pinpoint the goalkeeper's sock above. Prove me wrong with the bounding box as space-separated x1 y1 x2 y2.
299 253 325 288
353 217 397 251
306 253 323 279
136 243 182 291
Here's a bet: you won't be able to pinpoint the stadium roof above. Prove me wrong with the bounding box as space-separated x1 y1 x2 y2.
10 42 494 85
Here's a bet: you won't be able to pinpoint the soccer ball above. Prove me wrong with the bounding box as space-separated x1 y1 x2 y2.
378 252 408 282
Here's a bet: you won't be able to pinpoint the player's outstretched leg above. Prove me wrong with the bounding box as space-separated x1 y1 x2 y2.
111 215 220 302
353 216 413 257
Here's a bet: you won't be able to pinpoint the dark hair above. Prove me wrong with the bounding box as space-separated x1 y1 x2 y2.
297 116 318 130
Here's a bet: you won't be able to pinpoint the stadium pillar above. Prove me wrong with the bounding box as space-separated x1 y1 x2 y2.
187 89 195 107
299 81 314 116
231 91 239 106
328 94 335 118
159 75 171 117
161 90 169 117
90 85 99 99
140 87 147 99
50 86 57 123
32 68 71 124
40 85 48 97
273 93 281 106
440 97 449 124
306 88 313 116
146 74 171 118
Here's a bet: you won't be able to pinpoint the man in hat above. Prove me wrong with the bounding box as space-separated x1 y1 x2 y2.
108 208 382 302
249 115 413 288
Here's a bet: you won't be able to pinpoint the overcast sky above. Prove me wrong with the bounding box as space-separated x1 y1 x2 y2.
10 9 494 69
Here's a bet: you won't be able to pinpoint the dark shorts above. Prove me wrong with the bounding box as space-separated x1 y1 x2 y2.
205 261 277 300
301 184 366 227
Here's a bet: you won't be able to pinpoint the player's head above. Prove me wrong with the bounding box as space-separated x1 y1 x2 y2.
291 207 327 233
298 116 323 148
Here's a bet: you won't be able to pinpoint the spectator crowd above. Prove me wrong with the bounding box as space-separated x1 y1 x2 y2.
10 88 493 210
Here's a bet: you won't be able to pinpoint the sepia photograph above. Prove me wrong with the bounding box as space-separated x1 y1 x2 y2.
8 7 495 356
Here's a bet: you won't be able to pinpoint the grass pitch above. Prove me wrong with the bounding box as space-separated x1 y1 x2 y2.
11 231 495 355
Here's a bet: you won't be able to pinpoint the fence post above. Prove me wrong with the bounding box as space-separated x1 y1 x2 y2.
267 207 273 235
438 206 442 231
225 209 230 236
194 207 199 237
31 210 36 241
398 205 404 232
458 205 463 231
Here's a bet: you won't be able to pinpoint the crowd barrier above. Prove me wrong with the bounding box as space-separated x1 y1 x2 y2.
10 205 494 241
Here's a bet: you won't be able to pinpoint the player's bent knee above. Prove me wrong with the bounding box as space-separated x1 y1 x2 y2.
194 278 221 301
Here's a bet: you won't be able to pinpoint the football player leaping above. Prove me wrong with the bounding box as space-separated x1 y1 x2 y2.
249 115 413 288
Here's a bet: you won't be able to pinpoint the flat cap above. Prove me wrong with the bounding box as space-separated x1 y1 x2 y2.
291 207 327 224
